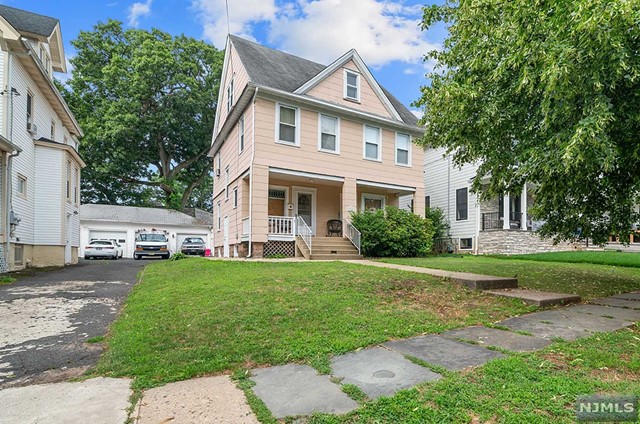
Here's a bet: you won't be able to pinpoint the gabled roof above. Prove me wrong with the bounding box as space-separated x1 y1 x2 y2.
229 35 418 126
0 5 58 38
80 204 211 227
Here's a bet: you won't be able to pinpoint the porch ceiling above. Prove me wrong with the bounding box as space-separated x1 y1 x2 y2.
269 167 344 187
356 179 415 196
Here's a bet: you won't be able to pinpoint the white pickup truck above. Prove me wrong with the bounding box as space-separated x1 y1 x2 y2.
134 231 170 260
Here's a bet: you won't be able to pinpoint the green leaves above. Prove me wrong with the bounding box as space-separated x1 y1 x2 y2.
63 20 223 210
416 0 640 244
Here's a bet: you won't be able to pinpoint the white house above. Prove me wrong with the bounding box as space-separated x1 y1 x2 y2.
424 147 583 254
0 5 84 271
80 204 213 258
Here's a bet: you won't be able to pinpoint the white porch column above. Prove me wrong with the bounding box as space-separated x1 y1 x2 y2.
520 184 528 230
503 192 511 230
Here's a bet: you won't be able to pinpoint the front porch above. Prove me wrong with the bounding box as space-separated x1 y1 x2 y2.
479 184 536 232
240 166 422 258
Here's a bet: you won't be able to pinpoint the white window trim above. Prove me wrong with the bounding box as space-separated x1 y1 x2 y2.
239 115 245 153
361 193 386 211
459 237 473 250
395 132 412 167
233 186 238 209
362 124 382 162
275 103 300 146
317 113 340 154
216 202 221 231
224 166 230 201
17 174 27 198
226 79 234 112
215 153 221 177
343 68 361 102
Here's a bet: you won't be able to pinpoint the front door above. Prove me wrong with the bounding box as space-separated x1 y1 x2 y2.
65 214 72 264
223 216 230 257
294 189 316 234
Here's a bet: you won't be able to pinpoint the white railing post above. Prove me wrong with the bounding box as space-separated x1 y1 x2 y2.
345 219 361 255
295 216 312 253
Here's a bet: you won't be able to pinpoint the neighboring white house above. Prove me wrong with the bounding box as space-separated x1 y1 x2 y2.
80 204 213 258
424 147 583 254
0 5 84 270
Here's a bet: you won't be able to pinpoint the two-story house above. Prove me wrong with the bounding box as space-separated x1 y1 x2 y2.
210 36 424 259
424 147 584 254
0 5 84 270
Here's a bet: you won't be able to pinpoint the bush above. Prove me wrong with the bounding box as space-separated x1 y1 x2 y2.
170 252 189 261
350 207 434 257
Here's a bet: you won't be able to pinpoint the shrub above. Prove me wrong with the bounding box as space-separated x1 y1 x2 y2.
170 252 189 261
350 206 434 257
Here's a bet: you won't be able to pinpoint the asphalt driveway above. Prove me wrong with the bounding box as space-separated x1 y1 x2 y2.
0 259 151 388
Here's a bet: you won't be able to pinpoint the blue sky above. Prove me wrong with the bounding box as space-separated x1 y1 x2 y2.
3 0 447 114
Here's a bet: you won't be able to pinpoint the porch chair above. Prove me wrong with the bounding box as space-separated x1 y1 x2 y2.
326 219 342 237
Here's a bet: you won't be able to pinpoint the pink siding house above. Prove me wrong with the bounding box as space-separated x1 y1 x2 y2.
210 36 424 259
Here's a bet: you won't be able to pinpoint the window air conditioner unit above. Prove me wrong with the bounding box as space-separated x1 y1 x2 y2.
215 169 221 177
27 123 38 135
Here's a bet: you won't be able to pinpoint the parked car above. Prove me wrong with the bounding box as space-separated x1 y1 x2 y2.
180 237 206 256
84 240 120 260
91 239 124 258
134 231 170 260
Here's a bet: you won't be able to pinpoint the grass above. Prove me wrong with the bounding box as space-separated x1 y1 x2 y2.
491 251 640 269
0 275 16 286
378 255 640 299
96 259 533 389
306 326 640 424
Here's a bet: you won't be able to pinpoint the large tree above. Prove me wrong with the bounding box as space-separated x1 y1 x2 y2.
415 0 640 244
63 20 223 210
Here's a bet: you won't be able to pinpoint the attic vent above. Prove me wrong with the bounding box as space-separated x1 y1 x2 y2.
269 189 286 199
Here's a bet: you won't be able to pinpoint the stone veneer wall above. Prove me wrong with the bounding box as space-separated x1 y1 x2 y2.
478 230 584 255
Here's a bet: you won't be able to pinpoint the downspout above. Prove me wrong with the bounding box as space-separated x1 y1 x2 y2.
247 87 258 257
4 52 20 270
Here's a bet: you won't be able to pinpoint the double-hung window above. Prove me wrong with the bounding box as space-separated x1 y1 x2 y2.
456 187 468 221
233 187 238 208
239 116 245 153
225 166 230 200
395 133 411 166
226 79 234 112
363 125 381 161
51 120 56 140
344 69 360 101
26 92 33 130
216 202 221 230
318 114 339 153
277 104 298 145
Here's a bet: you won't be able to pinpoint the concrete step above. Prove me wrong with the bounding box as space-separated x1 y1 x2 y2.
484 289 581 307
312 238 354 245
312 249 360 255
311 254 363 260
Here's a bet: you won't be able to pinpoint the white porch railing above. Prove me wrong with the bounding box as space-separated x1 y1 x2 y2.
268 216 295 237
241 217 250 240
296 216 312 252
345 219 361 255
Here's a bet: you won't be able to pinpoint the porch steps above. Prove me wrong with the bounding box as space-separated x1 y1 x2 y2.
308 237 363 261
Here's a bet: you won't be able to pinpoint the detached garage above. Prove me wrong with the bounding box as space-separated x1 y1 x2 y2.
80 204 213 258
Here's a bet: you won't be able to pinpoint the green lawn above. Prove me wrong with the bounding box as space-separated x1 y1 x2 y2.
491 251 640 269
96 259 532 389
378 255 640 299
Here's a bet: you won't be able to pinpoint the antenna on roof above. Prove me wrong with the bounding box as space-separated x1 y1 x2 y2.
225 0 231 37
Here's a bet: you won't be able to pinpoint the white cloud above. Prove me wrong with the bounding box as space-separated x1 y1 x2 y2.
403 68 416 75
191 0 439 68
191 0 277 48
128 0 153 27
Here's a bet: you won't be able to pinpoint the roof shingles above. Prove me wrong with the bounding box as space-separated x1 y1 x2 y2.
80 204 211 227
0 5 58 37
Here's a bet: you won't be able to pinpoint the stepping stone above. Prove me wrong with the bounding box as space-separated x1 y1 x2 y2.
330 347 441 399
484 289 580 307
442 326 551 352
611 292 640 301
568 304 640 322
590 297 640 310
384 335 505 371
136 376 258 424
498 309 635 341
250 364 357 419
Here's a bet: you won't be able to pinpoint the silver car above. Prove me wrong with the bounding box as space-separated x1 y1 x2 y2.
84 240 120 260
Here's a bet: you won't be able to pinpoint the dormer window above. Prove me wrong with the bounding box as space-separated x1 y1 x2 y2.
344 69 360 102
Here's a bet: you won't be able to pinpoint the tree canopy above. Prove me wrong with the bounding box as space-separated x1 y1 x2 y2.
415 0 640 244
63 20 223 211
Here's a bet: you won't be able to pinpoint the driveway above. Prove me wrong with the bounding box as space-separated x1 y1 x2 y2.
0 259 151 388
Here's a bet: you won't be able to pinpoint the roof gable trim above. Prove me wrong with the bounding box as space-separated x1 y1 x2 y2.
294 49 402 122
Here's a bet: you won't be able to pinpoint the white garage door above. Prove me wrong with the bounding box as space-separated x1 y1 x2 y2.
89 231 128 257
176 234 209 250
